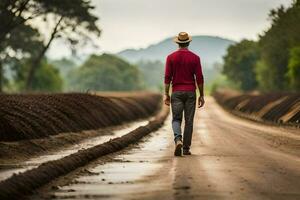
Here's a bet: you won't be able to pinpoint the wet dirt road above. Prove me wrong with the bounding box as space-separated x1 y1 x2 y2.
35 97 300 200
0 120 148 181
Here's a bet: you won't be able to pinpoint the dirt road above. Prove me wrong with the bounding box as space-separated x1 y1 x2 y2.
34 97 300 200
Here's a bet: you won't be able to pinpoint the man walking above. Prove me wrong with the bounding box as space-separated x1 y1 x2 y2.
164 32 205 156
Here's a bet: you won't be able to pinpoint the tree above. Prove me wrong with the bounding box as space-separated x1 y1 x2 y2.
0 23 44 92
49 58 77 90
223 0 300 92
24 0 101 90
0 0 100 91
31 60 63 92
223 40 259 91
0 0 100 47
11 58 63 91
70 54 143 91
257 1 300 91
136 60 164 91
287 47 300 90
255 59 277 91
50 58 77 78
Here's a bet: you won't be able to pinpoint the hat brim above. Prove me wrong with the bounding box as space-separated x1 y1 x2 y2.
173 36 192 44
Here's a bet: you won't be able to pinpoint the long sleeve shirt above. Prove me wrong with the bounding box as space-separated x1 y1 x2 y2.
164 48 204 92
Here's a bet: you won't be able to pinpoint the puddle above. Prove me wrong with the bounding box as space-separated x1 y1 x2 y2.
0 120 149 181
46 119 172 199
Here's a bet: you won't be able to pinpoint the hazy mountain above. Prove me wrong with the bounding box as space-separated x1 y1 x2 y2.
118 35 235 67
116 36 235 90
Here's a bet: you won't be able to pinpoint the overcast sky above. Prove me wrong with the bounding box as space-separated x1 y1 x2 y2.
47 0 292 59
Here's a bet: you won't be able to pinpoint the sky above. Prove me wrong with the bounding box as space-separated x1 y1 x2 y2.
47 0 292 59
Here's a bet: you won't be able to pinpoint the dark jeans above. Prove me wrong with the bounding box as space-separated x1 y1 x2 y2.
171 91 196 150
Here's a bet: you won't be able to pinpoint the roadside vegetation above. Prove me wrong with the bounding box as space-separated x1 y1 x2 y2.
215 1 300 93
0 0 100 92
68 54 143 91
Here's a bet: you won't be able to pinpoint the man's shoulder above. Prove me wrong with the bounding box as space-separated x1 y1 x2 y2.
187 50 200 59
168 49 200 58
167 50 179 58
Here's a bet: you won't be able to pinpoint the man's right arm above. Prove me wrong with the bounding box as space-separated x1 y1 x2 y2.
164 56 172 106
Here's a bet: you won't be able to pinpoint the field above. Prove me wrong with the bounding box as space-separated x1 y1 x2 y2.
0 92 162 141
213 90 300 126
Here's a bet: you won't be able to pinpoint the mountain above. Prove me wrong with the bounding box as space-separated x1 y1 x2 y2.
117 35 235 90
117 35 235 67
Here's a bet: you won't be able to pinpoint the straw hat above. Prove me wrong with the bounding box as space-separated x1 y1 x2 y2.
174 32 192 44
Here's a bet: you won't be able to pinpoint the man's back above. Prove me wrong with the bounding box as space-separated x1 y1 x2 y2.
164 48 203 92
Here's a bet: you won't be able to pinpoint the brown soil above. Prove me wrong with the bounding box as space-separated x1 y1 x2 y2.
213 90 300 126
0 121 144 164
30 97 300 200
0 105 169 200
0 92 162 141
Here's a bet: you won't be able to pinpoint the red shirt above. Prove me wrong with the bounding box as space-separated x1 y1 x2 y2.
164 48 204 92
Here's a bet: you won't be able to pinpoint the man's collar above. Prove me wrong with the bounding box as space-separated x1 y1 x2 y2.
178 47 189 51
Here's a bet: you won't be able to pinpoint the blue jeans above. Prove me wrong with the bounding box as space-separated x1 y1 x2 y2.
171 91 196 150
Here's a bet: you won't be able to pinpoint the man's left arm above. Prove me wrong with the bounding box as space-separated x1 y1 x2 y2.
195 56 205 108
164 84 171 106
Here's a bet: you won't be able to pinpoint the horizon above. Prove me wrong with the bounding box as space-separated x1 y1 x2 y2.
46 0 292 59
47 34 237 61
118 35 236 52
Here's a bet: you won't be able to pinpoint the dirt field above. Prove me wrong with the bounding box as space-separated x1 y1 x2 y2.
213 90 300 126
0 92 162 141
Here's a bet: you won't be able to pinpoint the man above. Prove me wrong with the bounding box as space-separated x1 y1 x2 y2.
164 32 205 156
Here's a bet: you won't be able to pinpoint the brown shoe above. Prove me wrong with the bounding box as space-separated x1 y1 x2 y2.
174 140 183 156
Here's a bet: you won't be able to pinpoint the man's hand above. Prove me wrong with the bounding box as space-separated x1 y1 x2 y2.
198 96 205 108
164 94 171 106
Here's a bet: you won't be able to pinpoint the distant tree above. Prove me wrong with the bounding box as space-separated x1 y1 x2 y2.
136 60 164 91
287 47 300 90
50 58 77 90
10 58 63 92
31 61 63 92
223 40 259 91
70 54 143 91
50 58 77 77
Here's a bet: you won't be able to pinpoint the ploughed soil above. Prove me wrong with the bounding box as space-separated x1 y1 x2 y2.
0 92 161 163
0 92 162 141
213 90 300 126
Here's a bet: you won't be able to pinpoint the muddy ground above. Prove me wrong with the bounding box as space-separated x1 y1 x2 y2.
31 97 300 200
0 120 148 164
0 106 169 200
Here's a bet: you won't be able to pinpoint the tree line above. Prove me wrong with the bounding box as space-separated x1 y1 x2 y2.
68 54 143 91
222 0 300 92
0 0 100 92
